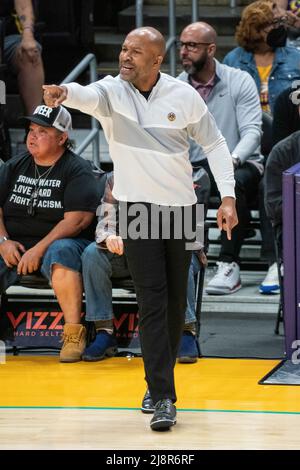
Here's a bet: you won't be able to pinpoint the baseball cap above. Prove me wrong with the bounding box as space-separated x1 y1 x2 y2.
23 105 72 132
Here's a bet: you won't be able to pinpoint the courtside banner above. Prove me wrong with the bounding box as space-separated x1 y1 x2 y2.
0 300 65 348
112 301 140 348
0 298 140 350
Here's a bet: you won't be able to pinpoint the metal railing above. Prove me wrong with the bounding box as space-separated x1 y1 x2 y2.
166 0 176 76
61 53 100 167
136 0 144 27
135 0 237 76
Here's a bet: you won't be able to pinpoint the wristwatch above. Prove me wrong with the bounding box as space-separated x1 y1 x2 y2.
0 236 9 245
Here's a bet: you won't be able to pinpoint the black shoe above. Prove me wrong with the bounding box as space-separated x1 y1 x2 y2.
150 399 177 431
141 389 155 414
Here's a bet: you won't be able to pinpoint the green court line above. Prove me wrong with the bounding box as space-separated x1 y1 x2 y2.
1 405 300 415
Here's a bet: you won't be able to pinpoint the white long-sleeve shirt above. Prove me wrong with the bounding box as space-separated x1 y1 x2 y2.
64 73 235 206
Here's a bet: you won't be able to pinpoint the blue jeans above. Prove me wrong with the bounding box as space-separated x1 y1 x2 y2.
82 242 201 325
0 238 91 293
82 242 130 321
186 254 201 324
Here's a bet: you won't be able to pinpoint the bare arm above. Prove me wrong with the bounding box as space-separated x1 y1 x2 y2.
17 211 94 274
14 0 40 64
14 0 35 30
43 84 68 108
0 208 26 267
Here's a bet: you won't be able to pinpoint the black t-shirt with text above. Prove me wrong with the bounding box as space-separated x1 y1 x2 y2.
0 150 99 248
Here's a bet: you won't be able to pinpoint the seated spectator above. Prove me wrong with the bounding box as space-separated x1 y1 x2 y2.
272 86 300 145
258 85 300 293
0 105 99 362
223 0 300 115
2 0 45 114
265 87 300 262
82 172 207 367
265 130 300 256
177 21 263 294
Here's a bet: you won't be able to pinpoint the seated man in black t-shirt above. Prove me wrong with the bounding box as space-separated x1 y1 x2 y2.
0 104 99 362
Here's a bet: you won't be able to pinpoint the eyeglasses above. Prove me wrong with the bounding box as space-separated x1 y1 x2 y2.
177 41 212 52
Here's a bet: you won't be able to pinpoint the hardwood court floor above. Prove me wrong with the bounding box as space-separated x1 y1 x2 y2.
1 356 300 449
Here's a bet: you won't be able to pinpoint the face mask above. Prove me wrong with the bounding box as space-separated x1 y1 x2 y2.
266 25 287 48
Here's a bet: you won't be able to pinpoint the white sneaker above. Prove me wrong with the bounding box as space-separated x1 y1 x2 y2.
259 262 280 294
206 262 241 295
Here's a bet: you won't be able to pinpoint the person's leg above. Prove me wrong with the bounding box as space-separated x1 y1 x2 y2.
185 254 201 327
122 202 193 430
81 242 129 361
206 162 261 294
165 238 192 365
52 267 82 323
220 163 261 263
0 258 20 294
178 254 201 363
5 35 45 114
259 178 279 294
202 158 242 293
123 203 192 404
124 236 172 404
41 238 90 362
82 242 114 323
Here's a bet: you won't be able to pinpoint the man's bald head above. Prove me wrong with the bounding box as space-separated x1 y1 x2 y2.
179 22 217 78
119 26 165 91
126 27 166 56
181 22 217 45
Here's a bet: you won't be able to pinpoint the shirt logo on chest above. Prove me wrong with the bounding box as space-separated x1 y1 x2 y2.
167 112 176 121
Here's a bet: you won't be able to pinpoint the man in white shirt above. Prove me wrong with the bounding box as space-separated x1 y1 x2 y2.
42 26 237 431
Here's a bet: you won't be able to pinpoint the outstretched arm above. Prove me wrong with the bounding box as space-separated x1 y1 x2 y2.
43 82 109 117
43 84 68 107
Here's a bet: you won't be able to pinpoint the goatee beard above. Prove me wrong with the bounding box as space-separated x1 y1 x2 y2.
182 58 207 76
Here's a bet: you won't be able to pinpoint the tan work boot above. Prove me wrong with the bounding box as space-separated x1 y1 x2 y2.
60 323 86 363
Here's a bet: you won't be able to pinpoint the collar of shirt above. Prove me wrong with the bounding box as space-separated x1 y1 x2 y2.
189 73 216 102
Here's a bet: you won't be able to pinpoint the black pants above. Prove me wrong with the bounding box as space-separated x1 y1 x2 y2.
121 203 193 405
202 159 261 264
